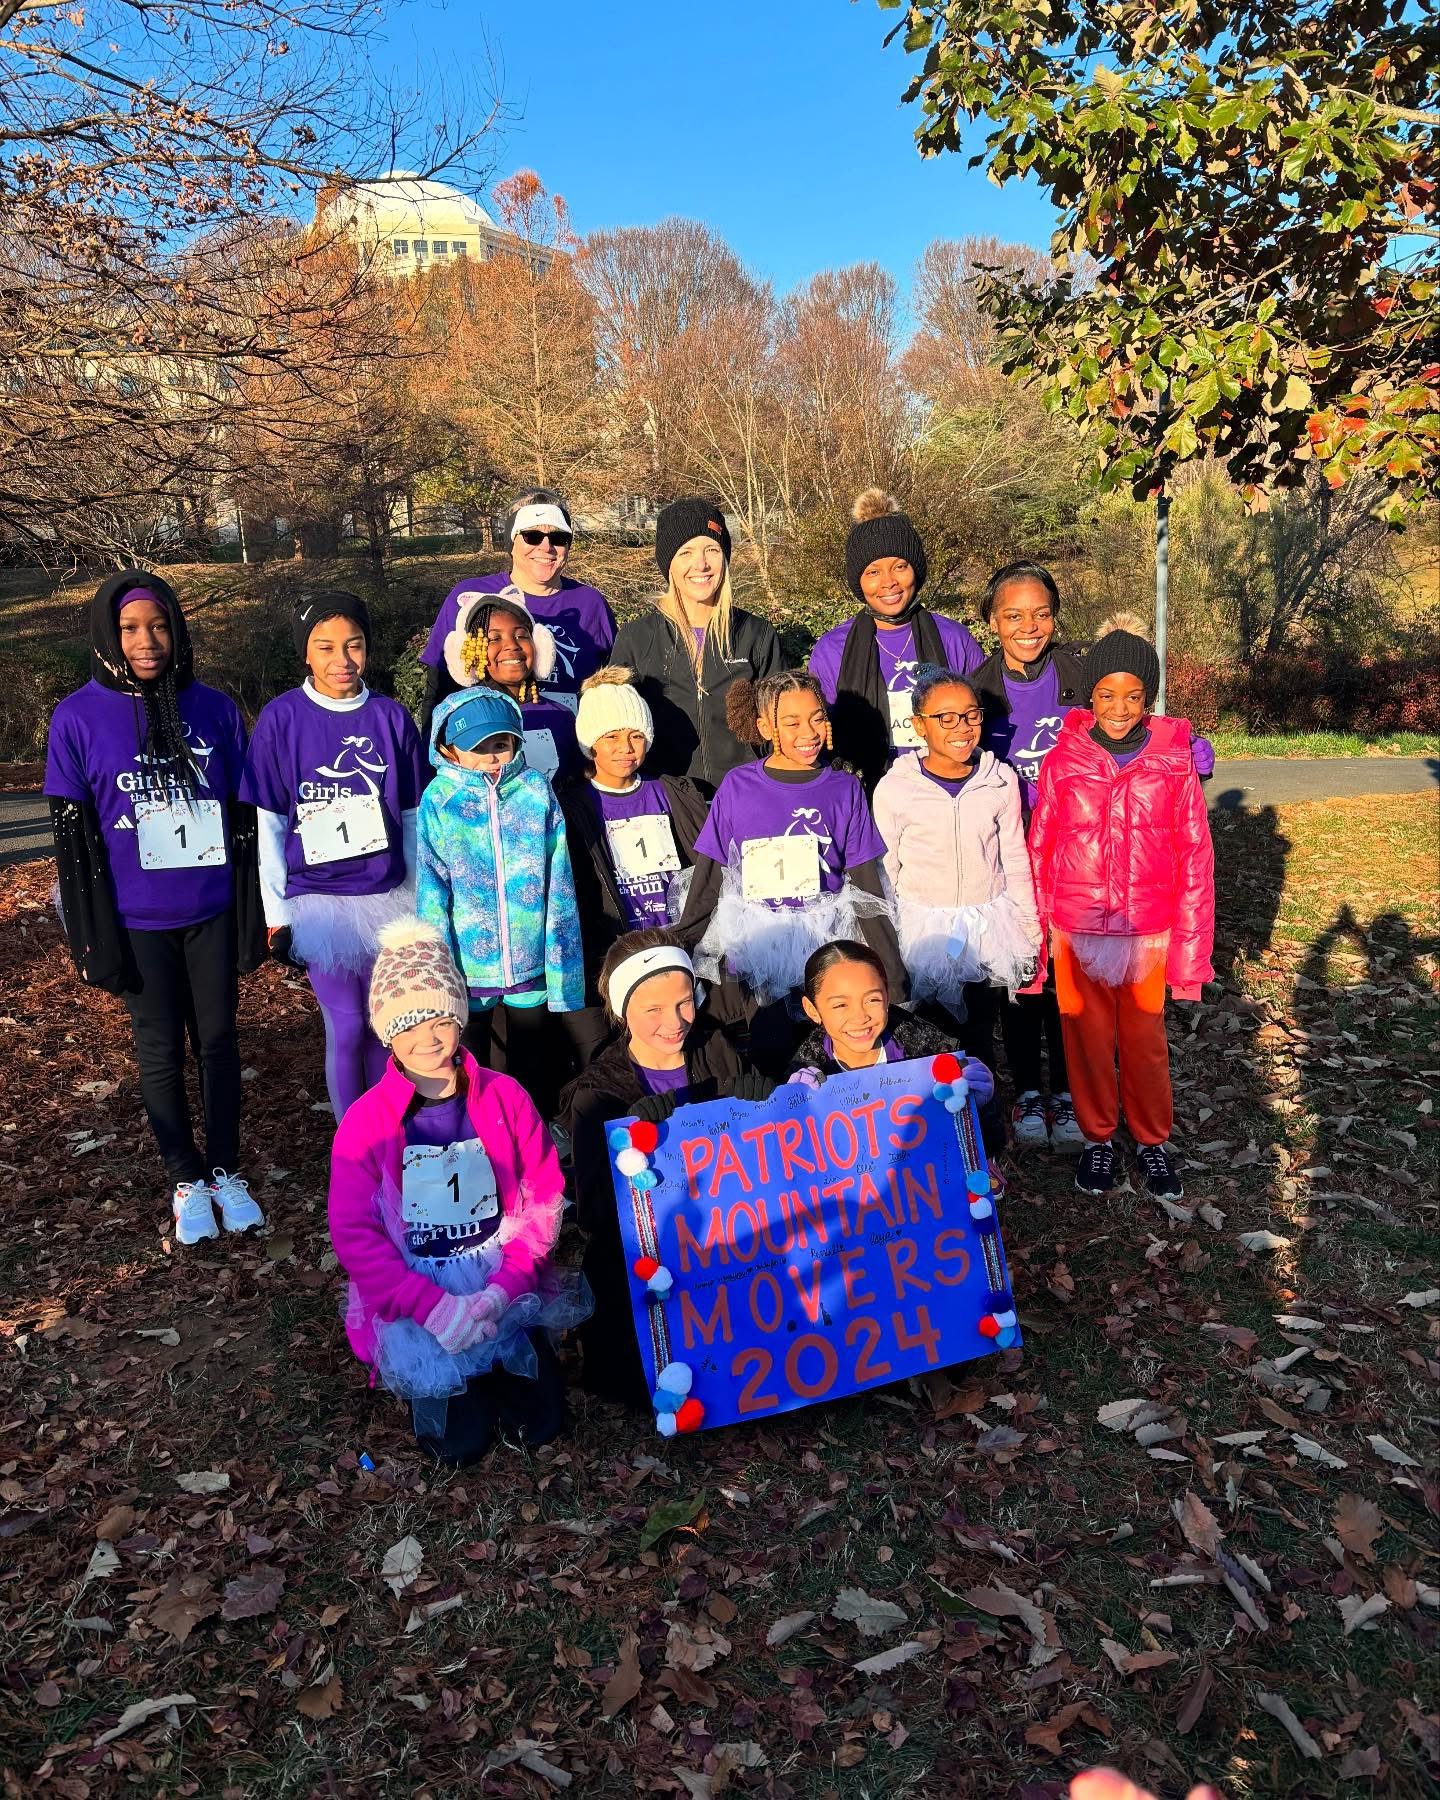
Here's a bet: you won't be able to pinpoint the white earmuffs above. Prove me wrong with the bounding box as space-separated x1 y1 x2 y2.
442 587 557 690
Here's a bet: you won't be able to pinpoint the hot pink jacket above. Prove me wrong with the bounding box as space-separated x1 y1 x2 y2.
1028 712 1215 990
327 1050 565 1368
872 748 1041 946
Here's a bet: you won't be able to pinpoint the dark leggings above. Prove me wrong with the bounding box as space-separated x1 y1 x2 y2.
999 985 1069 1096
463 1002 566 1121
413 1333 567 1466
122 910 241 1184
557 1003 613 1073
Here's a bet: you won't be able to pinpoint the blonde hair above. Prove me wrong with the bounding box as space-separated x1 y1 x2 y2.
657 560 735 664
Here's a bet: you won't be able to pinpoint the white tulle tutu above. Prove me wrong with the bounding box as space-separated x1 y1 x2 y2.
695 866 895 1003
1061 929 1169 987
898 892 1039 1000
289 884 415 973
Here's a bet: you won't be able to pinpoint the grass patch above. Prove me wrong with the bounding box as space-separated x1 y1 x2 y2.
1208 727 1438 759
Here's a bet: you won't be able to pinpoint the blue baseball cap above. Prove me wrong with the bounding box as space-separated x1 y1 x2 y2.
443 689 524 752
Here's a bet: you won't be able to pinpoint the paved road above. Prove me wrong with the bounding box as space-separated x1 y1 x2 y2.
0 758 1434 869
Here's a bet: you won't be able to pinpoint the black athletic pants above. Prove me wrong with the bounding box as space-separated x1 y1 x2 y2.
122 910 241 1185
413 1333 567 1466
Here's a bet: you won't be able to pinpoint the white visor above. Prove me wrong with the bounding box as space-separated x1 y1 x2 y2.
610 945 694 1022
512 503 571 538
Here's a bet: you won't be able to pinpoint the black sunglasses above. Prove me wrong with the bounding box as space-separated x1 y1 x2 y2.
517 528 572 549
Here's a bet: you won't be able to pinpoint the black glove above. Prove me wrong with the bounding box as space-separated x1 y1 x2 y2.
267 926 306 971
632 1092 678 1124
729 1071 776 1104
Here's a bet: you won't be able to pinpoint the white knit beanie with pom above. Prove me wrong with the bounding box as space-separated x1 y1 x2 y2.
368 919 469 1046
575 666 655 754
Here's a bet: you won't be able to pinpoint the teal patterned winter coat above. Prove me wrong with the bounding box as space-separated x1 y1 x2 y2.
416 692 583 1010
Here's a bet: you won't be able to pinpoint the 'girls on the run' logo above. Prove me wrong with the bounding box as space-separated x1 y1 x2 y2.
299 735 389 802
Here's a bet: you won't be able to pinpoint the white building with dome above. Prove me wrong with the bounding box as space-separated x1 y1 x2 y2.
319 171 554 275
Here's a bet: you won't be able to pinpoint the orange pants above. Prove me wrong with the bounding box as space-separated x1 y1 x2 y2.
1052 934 1173 1146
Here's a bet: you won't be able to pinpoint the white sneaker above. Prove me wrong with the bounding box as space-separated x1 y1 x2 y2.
1010 1090 1049 1148
1048 1093 1085 1150
212 1170 265 1234
172 1180 219 1245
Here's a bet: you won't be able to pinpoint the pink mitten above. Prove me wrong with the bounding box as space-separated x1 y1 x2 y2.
425 1289 504 1353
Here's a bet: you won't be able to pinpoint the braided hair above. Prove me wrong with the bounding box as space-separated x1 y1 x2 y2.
90 575 205 797
726 670 833 754
458 598 541 704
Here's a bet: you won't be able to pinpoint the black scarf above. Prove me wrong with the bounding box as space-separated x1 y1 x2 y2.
831 603 948 794
1002 643 1054 684
1089 719 1149 757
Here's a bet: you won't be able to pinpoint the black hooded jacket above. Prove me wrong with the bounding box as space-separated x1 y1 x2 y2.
48 570 265 991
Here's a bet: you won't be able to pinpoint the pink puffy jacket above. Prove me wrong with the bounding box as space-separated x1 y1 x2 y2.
328 1050 564 1370
1028 711 1215 990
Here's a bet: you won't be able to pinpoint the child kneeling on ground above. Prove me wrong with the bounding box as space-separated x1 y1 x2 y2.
327 920 590 1466
1028 620 1214 1201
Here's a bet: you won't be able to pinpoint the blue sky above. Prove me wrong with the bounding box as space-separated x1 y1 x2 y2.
378 0 1060 303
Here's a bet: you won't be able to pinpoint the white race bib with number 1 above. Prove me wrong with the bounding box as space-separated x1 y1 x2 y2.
524 728 559 778
888 687 923 752
296 792 388 866
741 832 821 904
401 1137 500 1257
134 797 227 870
606 814 681 883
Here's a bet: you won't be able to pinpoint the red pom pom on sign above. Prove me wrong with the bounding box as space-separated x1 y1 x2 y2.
674 1397 705 1433
629 1120 660 1154
977 1314 1001 1339
930 1052 962 1083
632 1256 660 1283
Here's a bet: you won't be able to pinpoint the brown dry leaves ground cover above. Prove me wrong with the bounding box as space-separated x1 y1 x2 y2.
0 795 1435 1799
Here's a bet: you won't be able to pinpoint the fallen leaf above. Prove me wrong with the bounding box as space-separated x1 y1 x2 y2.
381 1534 423 1595
1292 1434 1346 1469
404 1592 464 1632
1397 1288 1439 1308
665 1620 730 1672
854 1640 927 1675
1097 1397 1149 1431
34 1680 62 1707
1367 1434 1420 1468
601 1632 643 1719
1338 1592 1389 1635
1238 1230 1290 1252
220 1565 285 1621
149 1576 220 1644
1197 1202 1226 1230
765 1609 816 1647
1175 1662 1213 1734
484 1739 573 1789
1255 1689 1322 1760
85 1542 121 1581
92 1692 197 1747
831 1586 908 1637
975 1422 1027 1452
1338 1745 1382 1779
1025 1699 1112 1756
638 1489 706 1554
95 1504 134 1543
135 1327 181 1347
175 1471 229 1495
296 1674 344 1719
962 1582 1060 1666
1175 1492 1223 1557
1214 1429 1269 1447
1333 1493 1383 1562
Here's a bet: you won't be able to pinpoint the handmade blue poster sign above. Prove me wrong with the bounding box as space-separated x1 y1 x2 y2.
607 1052 1020 1434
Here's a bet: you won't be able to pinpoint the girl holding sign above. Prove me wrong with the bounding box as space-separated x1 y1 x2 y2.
677 671 905 1067
432 588 580 784
556 668 709 1069
559 931 772 1407
1028 625 1215 1201
872 665 1041 1067
45 572 264 1245
417 687 583 1119
241 593 426 1118
328 919 588 1465
417 488 616 718
808 490 982 795
785 941 1004 1158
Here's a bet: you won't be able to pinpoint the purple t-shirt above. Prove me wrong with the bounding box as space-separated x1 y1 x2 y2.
45 678 246 931
808 612 984 708
402 1084 503 1260
695 762 886 903
591 778 678 930
635 1061 690 1097
921 764 975 797
981 658 1068 814
240 685 424 899
420 573 616 699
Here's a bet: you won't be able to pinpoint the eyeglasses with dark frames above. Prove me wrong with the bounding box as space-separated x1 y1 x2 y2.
916 708 983 729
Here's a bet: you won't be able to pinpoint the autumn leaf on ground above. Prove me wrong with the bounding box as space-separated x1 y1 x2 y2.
601 1632 643 1719
381 1534 423 1595
1024 1699 1112 1756
638 1488 706 1554
1367 1434 1420 1467
765 1610 816 1647
962 1582 1060 1665
92 1693 197 1748
854 1641 927 1676
1174 1492 1223 1557
175 1471 230 1495
94 1504 134 1542
220 1565 285 1621
1333 1493 1383 1561
1175 1662 1214 1734
1338 1592 1389 1635
149 1575 220 1644
1255 1689 1323 1759
296 1674 344 1719
666 1620 730 1672
830 1587 908 1637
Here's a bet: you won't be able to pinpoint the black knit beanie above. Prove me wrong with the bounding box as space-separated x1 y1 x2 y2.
845 490 928 601
293 591 372 662
655 498 731 581
1082 628 1160 706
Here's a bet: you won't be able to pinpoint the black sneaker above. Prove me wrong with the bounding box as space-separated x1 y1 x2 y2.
1135 1143 1184 1199
1075 1141 1116 1195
